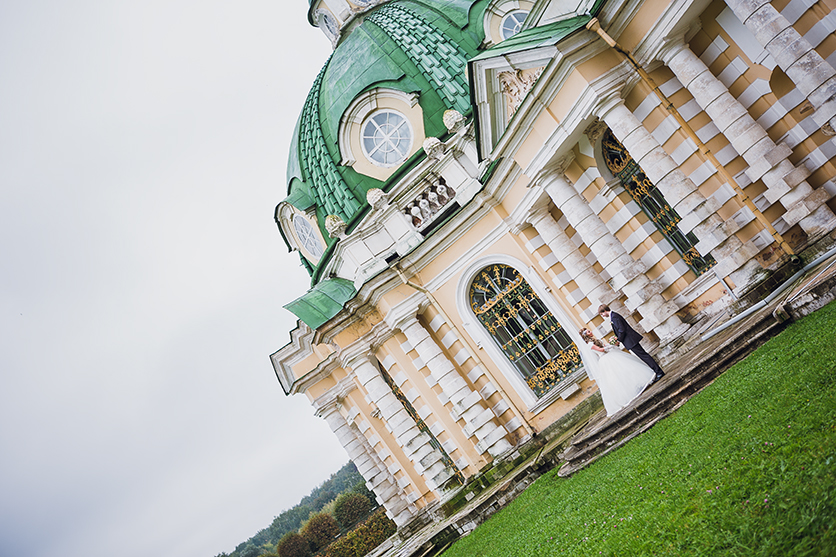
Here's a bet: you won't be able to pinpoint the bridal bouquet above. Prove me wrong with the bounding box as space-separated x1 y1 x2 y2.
608 337 620 346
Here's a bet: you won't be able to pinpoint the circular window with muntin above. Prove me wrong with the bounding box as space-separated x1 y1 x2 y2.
500 10 528 40
360 109 414 167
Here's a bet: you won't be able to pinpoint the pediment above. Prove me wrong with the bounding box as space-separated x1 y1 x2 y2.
468 16 590 159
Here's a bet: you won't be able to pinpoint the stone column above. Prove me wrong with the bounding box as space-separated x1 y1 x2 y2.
598 98 762 289
539 172 687 340
527 205 627 319
348 355 455 493
400 316 512 458
318 403 413 526
723 0 836 132
659 39 836 237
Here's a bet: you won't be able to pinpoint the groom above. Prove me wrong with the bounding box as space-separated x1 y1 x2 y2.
598 304 665 384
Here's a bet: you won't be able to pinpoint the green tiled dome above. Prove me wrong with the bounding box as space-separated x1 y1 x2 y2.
285 0 490 278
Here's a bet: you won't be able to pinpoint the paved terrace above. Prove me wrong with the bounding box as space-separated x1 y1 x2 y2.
369 241 836 557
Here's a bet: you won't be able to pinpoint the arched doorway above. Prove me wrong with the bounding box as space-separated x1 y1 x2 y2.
468 264 581 398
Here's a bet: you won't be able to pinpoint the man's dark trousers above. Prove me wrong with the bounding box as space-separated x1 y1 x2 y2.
610 311 664 376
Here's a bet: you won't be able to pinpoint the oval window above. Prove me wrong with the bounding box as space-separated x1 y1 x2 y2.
293 216 324 259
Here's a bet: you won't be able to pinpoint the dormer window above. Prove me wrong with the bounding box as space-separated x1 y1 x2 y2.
361 109 413 167
500 10 528 40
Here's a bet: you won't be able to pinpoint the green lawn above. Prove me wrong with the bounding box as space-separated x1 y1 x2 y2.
442 301 836 557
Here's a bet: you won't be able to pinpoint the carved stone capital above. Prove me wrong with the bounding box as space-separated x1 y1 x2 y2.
583 117 608 142
532 151 575 187
325 214 347 238
443 109 466 133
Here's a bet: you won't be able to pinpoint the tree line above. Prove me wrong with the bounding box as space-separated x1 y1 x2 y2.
214 461 388 557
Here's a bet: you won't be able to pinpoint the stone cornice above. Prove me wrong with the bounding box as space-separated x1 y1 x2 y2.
292 351 341 396
312 375 358 418
270 321 316 396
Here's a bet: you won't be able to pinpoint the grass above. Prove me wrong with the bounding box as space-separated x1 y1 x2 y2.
442 301 836 557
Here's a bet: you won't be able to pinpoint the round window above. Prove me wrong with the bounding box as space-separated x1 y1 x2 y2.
500 10 528 40
360 109 413 167
293 216 324 259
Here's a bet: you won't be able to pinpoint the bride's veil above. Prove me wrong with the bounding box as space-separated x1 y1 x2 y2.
578 340 601 382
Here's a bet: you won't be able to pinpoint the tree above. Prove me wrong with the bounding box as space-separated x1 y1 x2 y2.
301 512 340 552
333 493 372 529
237 543 262 557
277 532 311 557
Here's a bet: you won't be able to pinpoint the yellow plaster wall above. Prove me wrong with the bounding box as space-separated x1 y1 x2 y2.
617 0 670 52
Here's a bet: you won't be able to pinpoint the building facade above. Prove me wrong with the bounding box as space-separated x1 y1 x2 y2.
272 0 836 528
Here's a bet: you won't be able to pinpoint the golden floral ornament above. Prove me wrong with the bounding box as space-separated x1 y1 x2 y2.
325 214 347 238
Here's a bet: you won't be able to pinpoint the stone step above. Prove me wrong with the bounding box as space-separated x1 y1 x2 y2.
557 307 785 477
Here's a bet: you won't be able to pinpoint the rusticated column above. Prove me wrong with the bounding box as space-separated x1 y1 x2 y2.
598 98 762 289
400 316 512 458
318 403 413 526
539 173 687 340
723 0 836 132
527 205 629 321
659 39 836 237
348 355 455 493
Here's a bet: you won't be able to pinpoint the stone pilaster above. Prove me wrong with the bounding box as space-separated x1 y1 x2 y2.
400 316 512 458
318 403 413 526
659 39 836 237
348 355 455 493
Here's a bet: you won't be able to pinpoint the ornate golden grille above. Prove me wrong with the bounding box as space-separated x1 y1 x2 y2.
469 265 581 398
602 129 716 276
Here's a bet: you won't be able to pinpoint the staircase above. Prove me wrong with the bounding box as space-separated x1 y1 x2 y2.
557 303 786 477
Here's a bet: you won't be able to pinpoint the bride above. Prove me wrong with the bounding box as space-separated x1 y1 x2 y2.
580 328 655 416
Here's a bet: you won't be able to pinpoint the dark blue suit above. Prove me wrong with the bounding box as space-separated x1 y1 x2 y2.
610 311 664 377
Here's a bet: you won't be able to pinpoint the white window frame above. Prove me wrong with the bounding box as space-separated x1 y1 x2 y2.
455 254 592 412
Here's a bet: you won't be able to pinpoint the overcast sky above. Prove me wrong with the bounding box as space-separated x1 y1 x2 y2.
0 2 348 556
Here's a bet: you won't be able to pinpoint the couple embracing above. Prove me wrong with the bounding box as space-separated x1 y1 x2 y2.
579 305 665 417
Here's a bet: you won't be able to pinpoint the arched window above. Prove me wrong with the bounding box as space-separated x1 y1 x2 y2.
469 264 581 398
602 129 716 276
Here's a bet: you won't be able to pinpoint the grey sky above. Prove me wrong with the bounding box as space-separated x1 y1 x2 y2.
0 2 346 556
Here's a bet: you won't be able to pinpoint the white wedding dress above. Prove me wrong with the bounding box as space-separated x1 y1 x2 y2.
584 342 655 416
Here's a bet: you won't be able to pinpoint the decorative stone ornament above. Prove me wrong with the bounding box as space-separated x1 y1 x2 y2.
423 137 444 159
443 109 466 133
584 118 607 142
325 214 347 238
404 177 454 229
497 67 545 119
366 188 387 209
